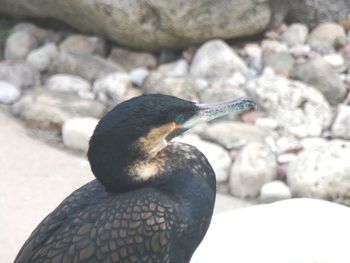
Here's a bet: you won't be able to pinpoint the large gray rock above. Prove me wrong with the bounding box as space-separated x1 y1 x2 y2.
287 0 350 28
12 89 106 132
51 51 123 82
0 0 273 50
200 121 273 149
281 23 309 47
331 105 350 140
190 40 247 79
291 57 347 105
192 198 350 263
0 61 40 89
245 73 332 137
307 23 347 50
230 142 277 198
287 140 350 206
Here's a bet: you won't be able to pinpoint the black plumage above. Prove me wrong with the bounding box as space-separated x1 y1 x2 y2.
15 94 256 263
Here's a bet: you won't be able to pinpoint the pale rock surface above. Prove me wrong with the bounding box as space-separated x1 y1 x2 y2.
62 117 98 152
287 140 350 206
230 142 277 198
192 198 350 263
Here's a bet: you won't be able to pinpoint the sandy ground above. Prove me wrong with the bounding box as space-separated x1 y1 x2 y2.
0 109 254 262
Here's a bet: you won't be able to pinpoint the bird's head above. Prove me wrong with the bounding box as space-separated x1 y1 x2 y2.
88 94 256 192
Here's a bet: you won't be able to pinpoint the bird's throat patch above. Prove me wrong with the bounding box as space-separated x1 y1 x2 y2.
131 123 180 181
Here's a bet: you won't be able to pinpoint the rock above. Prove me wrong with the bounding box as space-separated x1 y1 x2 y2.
291 57 346 105
129 67 150 87
13 23 51 44
46 74 92 99
245 73 332 137
264 51 294 75
0 81 20 104
59 34 106 56
62 117 98 152
0 1 272 50
289 44 311 57
307 22 347 50
108 47 157 70
230 142 277 198
190 40 247 78
241 111 266 125
261 40 288 52
258 180 292 203
157 59 189 77
281 23 309 47
255 117 279 130
0 61 40 89
200 121 274 149
192 198 350 263
287 0 350 28
4 30 38 61
52 51 123 81
142 72 198 101
174 134 231 182
93 72 132 105
12 89 106 132
332 104 350 140
277 153 297 164
287 140 350 206
26 43 58 71
323 54 346 72
243 43 262 70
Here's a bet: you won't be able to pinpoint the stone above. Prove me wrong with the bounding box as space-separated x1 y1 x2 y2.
45 74 92 99
174 134 231 182
291 57 346 105
108 47 157 70
52 51 123 82
12 23 51 44
261 40 288 52
277 153 297 164
0 1 272 50
264 51 294 75
59 34 106 56
229 142 277 198
4 30 38 61
62 117 98 152
0 81 20 104
93 72 132 105
142 72 199 101
323 54 346 72
281 23 309 47
192 198 350 263
287 0 350 28
0 61 40 89
26 43 58 72
243 43 262 70
332 104 350 140
258 180 292 203
245 73 332 137
255 117 279 130
307 22 347 50
200 121 274 149
157 59 189 77
190 40 247 78
11 89 106 132
129 67 150 87
287 140 350 206
289 44 311 57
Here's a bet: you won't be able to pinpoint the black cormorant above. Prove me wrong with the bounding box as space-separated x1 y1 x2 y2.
15 94 256 263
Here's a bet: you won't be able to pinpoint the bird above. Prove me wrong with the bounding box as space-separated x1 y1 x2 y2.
15 94 256 263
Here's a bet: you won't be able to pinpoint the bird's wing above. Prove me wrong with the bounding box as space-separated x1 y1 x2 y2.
15 185 180 263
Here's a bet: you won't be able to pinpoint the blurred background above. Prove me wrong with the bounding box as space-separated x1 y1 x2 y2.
1 0 350 262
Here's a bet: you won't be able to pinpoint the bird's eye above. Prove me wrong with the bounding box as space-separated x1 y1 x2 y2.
175 114 185 125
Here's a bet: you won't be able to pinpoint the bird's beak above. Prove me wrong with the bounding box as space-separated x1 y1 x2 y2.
182 97 257 130
166 97 257 141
